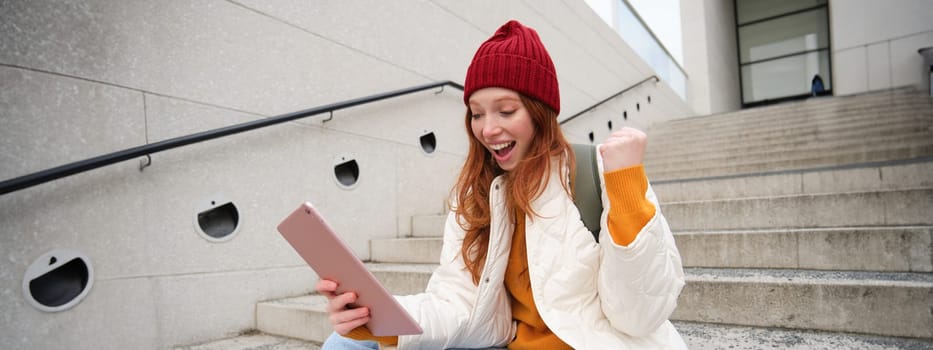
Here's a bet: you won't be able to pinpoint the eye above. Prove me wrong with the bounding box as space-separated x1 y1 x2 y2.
500 110 516 116
471 113 482 120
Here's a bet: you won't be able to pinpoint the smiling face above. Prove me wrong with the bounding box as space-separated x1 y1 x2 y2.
468 87 536 172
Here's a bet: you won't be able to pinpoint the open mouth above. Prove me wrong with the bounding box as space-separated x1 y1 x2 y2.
490 141 516 157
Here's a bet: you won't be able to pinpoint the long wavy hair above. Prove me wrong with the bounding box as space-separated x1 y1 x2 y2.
450 94 575 285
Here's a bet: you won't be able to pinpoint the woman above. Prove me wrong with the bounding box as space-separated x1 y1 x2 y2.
318 20 686 350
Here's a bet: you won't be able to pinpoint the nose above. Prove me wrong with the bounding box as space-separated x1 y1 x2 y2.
481 117 501 139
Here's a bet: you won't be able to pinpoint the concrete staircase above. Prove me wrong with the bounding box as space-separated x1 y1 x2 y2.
644 87 933 181
178 88 933 348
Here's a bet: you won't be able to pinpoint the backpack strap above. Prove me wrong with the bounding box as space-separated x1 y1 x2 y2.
571 144 603 242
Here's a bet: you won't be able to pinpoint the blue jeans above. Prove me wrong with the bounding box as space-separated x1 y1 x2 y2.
322 332 507 350
322 332 379 350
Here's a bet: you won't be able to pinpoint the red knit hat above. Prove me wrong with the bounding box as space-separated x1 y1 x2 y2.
464 20 560 114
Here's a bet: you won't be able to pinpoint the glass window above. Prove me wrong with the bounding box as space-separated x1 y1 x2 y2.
735 0 831 106
739 7 829 63
741 50 831 104
737 0 826 25
616 0 687 100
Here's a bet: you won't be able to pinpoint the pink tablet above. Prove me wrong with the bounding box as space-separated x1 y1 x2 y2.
277 202 423 336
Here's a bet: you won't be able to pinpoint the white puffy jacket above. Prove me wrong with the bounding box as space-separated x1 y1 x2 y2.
395 153 687 349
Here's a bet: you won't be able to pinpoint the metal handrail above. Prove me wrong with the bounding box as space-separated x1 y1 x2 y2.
3 74 662 195
0 81 463 195
559 75 658 125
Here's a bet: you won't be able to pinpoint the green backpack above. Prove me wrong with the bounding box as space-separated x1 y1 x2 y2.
571 144 603 242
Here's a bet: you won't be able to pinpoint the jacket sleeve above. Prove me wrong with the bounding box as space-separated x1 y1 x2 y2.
594 148 686 337
393 210 512 349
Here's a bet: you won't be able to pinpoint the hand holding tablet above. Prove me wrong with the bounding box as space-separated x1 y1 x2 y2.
277 202 423 336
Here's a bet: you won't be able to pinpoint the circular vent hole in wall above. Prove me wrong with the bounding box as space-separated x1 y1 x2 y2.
334 157 360 189
420 131 437 154
23 249 94 312
195 196 241 242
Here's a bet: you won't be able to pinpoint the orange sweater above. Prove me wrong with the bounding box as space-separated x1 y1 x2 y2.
347 165 655 348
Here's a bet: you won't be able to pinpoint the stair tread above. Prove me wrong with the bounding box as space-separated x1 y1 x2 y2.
684 267 933 285
651 156 933 184
316 262 933 287
257 295 933 349
259 294 328 311
366 262 439 273
673 321 933 350
372 237 441 242
675 226 933 235
173 333 320 350
647 130 933 160
663 187 932 205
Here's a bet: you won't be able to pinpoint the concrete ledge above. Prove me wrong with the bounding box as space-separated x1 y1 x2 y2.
650 104 931 149
653 160 933 202
376 225 932 273
649 144 933 180
674 321 933 350
675 227 933 272
648 139 933 177
356 263 933 338
379 226 933 272
371 237 443 264
663 189 933 230
675 268 933 338
256 295 331 344
651 88 929 135
647 122 931 163
256 266 933 343
410 214 446 237
368 263 437 296
173 333 320 350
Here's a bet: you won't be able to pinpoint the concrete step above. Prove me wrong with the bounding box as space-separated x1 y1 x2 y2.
258 266 933 342
646 120 932 162
257 295 331 344
651 158 933 202
373 226 932 273
652 88 930 133
173 332 320 350
675 268 933 339
646 135 933 175
644 133 933 178
661 188 933 231
367 263 436 295
649 103 932 148
653 103 931 137
253 293 933 348
648 143 933 180
411 214 445 237
673 321 933 349
675 227 933 272
650 101 932 143
372 237 442 264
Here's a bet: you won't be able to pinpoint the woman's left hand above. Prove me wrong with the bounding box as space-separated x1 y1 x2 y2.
599 127 647 172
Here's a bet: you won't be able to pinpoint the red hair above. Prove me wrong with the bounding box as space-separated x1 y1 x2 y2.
450 94 575 285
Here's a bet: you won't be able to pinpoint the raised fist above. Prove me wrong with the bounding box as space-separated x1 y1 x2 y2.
599 127 647 172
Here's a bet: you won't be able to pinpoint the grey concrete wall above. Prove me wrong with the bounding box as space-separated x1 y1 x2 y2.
0 0 693 348
681 0 741 116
